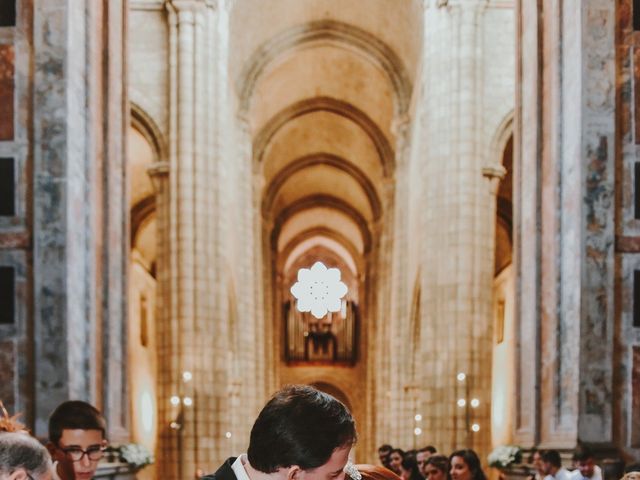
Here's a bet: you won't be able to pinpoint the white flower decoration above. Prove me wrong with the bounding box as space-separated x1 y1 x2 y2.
290 261 348 319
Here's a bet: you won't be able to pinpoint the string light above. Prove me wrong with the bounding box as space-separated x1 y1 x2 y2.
471 424 480 432
470 398 480 408
170 396 180 406
225 432 232 439
414 414 422 421
182 371 193 382
183 396 193 406
457 398 466 407
457 372 466 382
414 427 422 436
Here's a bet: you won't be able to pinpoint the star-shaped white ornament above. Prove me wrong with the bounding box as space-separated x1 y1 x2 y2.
290 261 348 319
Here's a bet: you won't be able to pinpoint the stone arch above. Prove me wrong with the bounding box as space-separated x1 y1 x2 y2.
254 97 394 177
310 381 353 412
279 226 364 276
131 102 167 164
262 152 383 220
271 194 373 254
237 20 412 117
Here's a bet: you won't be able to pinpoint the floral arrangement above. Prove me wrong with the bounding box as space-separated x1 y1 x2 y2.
488 445 522 469
112 443 154 469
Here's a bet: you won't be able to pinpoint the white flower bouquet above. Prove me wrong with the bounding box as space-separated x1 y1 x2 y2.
117 443 154 469
488 445 522 469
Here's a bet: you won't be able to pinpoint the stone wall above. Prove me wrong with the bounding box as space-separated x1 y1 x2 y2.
0 0 129 440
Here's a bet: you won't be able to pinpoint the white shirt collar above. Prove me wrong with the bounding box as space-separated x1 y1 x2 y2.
232 454 252 480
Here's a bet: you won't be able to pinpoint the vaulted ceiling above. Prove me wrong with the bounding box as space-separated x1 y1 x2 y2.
231 0 422 290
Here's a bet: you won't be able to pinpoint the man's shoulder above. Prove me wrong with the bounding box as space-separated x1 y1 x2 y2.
201 457 238 480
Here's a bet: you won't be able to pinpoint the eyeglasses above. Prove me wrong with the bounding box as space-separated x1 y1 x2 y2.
59 445 105 462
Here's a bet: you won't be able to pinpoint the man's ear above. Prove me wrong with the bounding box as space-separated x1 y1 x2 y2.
7 468 29 480
287 466 303 480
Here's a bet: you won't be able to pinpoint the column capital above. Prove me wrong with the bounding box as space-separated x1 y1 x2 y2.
204 0 235 11
421 0 449 10
481 163 507 195
147 161 170 193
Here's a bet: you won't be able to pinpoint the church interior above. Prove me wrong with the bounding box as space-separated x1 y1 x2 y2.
0 0 639 479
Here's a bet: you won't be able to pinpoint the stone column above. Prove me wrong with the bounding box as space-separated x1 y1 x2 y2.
156 1 238 476
514 0 616 450
31 0 128 436
417 0 500 457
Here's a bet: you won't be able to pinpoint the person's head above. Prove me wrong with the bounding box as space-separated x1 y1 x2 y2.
400 457 422 480
528 450 544 475
425 455 449 480
388 450 405 475
355 464 402 480
378 446 393 468
417 448 437 477
541 451 562 476
48 401 107 480
573 446 595 479
0 432 53 480
449 450 486 480
622 473 640 480
247 385 356 480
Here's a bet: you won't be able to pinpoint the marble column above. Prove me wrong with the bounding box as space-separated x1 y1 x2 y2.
514 0 616 449
31 0 128 437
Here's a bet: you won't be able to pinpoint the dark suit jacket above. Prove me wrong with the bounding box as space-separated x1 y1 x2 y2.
202 457 238 480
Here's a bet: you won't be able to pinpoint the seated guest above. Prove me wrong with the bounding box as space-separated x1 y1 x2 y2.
529 449 546 480
379 446 394 470
424 455 450 480
449 450 486 480
0 432 53 480
400 457 423 480
571 446 603 480
389 449 406 476
542 450 571 480
47 401 108 480
417 448 438 479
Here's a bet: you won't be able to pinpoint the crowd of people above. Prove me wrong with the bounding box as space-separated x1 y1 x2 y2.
376 443 640 480
376 445 485 480
1 387 640 480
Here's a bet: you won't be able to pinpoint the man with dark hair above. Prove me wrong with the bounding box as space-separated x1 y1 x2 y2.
47 401 108 480
417 447 437 478
377 445 393 470
0 432 53 480
202 385 356 480
571 446 603 480
542 450 571 480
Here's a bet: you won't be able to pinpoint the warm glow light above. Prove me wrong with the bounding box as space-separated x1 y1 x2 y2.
183 396 193 406
170 396 180 406
470 398 480 408
457 398 466 407
183 371 193 382
471 423 480 432
414 427 422 436
457 372 466 381
141 391 154 434
225 432 232 439
170 421 181 430
414 414 422 421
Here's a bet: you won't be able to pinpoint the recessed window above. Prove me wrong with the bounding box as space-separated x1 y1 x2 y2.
0 266 15 324
0 158 14 216
0 2 15 27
